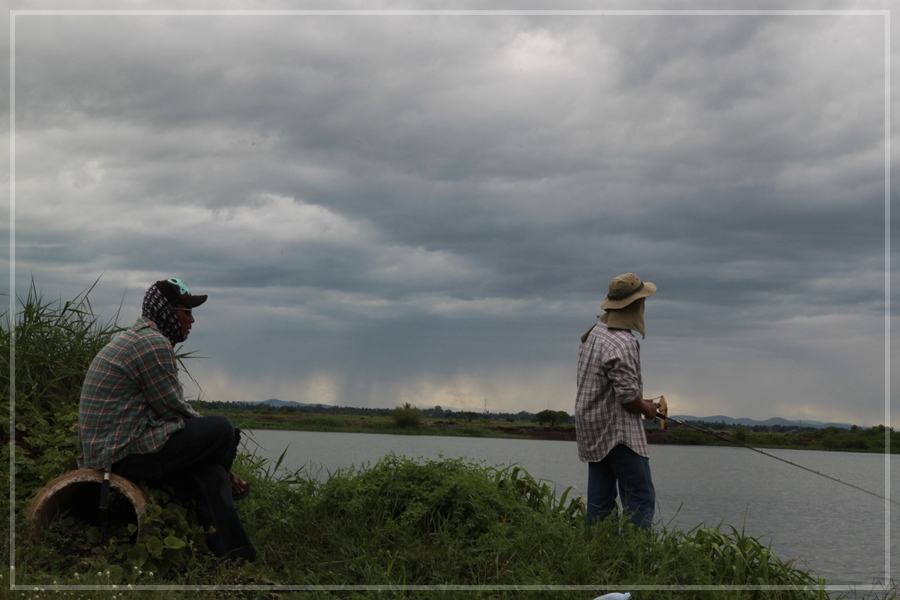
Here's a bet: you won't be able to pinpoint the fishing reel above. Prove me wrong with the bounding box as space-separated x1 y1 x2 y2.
654 395 668 430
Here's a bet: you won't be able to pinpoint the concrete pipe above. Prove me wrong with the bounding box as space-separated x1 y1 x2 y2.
26 469 151 535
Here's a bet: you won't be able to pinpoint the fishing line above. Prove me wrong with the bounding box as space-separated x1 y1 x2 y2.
654 411 898 506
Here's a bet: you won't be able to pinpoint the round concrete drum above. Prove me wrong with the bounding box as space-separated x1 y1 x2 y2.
26 469 150 534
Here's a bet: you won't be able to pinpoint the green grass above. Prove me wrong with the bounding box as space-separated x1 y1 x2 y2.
10 453 849 599
3 280 898 599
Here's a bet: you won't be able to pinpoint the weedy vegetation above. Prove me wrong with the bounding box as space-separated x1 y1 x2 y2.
2 281 897 599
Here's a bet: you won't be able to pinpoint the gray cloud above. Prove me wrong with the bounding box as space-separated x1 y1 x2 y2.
6 6 894 426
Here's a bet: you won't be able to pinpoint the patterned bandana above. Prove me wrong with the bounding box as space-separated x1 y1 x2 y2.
142 284 186 346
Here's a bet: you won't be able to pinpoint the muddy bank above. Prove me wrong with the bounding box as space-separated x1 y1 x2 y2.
426 420 669 443
425 420 576 441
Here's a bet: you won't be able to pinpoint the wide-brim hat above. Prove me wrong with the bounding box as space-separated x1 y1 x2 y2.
600 273 656 310
154 278 208 308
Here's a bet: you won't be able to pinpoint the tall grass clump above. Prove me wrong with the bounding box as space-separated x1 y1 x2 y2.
6 280 894 599
390 402 423 428
234 453 838 598
3 279 125 502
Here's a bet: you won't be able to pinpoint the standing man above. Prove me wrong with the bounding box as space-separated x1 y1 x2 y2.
78 278 256 562
575 273 659 530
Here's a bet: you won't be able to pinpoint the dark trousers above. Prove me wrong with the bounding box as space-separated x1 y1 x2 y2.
113 415 257 562
587 443 655 530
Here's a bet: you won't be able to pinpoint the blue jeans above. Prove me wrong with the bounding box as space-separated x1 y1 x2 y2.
587 444 655 530
113 415 257 562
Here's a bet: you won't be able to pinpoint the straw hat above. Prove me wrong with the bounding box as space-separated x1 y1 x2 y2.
600 273 656 310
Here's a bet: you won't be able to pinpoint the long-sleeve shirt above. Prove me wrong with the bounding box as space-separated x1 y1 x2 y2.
78 316 199 470
575 321 649 462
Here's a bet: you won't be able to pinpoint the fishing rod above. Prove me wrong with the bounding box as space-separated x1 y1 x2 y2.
653 408 898 506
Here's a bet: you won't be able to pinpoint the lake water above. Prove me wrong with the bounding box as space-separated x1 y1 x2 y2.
242 429 898 589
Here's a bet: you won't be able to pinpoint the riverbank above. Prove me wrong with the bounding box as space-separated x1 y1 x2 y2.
13 453 847 599
212 408 898 453
6 286 896 598
220 409 577 440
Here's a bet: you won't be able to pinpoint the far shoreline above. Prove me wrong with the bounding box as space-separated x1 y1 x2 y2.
212 408 897 454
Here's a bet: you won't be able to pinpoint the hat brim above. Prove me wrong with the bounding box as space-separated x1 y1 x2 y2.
600 281 656 311
183 294 208 308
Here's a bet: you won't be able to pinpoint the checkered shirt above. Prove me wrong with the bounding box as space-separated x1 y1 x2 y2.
77 316 200 470
575 321 649 462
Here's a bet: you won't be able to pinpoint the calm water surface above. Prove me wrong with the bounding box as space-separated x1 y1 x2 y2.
243 429 898 587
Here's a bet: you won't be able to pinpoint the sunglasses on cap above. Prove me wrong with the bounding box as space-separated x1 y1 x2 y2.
167 278 191 296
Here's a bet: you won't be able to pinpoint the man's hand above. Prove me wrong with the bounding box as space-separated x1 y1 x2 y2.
623 396 659 420
229 472 248 496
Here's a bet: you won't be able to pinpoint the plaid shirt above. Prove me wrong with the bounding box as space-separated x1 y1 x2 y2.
78 316 200 470
575 321 649 462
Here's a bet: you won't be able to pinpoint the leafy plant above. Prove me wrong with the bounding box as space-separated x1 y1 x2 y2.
391 402 423 428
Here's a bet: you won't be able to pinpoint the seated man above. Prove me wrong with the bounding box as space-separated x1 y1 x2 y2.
78 278 256 562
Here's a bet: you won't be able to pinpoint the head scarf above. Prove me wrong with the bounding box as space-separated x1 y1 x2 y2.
600 297 646 339
142 284 186 346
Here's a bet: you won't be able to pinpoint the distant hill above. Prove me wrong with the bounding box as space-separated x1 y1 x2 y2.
671 414 853 430
250 399 334 409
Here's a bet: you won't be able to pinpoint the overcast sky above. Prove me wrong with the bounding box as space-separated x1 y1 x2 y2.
4 1 897 427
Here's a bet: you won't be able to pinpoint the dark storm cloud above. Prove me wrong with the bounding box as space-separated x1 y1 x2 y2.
7 7 892 424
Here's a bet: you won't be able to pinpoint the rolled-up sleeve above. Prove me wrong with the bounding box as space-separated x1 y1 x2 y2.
604 343 642 405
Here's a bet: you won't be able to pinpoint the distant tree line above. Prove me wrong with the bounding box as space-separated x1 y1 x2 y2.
194 400 560 424
195 400 895 452
662 421 897 453
679 420 839 434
